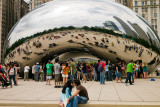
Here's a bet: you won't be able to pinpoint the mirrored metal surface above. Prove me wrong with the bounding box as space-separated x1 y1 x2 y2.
5 0 160 48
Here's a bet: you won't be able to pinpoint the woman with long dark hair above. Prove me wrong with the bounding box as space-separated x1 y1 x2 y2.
59 80 73 107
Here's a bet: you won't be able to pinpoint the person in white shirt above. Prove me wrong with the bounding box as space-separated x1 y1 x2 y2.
24 64 30 81
32 65 35 80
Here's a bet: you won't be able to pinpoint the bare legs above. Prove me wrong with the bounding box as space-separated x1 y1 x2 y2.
116 77 123 83
63 77 68 86
136 72 138 78
82 74 86 83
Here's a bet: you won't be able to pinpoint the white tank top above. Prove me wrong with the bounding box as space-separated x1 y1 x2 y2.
9 68 15 75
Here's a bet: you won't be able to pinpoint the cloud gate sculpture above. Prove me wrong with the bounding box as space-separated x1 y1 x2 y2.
3 0 160 73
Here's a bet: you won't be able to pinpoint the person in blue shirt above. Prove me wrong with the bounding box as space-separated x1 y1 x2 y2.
34 63 40 82
59 80 73 107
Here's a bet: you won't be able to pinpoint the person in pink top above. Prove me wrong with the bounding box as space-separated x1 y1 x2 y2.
99 59 106 84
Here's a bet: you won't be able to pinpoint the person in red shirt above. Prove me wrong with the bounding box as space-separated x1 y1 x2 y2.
100 59 106 84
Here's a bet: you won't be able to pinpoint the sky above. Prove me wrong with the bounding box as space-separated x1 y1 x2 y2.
24 0 115 3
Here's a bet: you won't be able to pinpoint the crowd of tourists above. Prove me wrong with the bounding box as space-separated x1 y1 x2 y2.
23 58 155 87
1 57 159 88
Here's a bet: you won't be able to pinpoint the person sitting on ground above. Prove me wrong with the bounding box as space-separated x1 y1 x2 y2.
59 80 73 107
67 80 89 107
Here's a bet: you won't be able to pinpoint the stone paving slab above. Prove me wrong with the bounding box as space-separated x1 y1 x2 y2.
0 78 160 106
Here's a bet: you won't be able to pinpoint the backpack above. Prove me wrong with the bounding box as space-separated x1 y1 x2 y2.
9 68 15 75
98 64 103 72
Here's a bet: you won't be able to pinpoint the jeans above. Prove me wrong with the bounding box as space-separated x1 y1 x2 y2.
106 71 108 80
100 71 105 84
67 96 88 107
132 71 134 83
115 71 122 78
125 72 132 84
9 75 16 85
96 71 100 81
70 74 75 80
107 70 113 81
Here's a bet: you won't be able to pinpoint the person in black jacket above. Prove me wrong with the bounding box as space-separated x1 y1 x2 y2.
95 60 100 81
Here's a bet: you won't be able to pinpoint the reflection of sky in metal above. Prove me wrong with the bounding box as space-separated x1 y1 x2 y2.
8 0 160 47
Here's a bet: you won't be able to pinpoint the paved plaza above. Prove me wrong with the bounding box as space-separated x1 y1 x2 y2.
0 78 160 106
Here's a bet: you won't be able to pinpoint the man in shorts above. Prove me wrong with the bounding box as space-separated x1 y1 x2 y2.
54 58 60 88
46 61 53 85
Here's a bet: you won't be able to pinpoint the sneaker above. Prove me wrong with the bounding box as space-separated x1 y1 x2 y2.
130 83 134 85
126 83 128 86
58 86 61 88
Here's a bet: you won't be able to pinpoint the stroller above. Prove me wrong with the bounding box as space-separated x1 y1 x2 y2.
0 73 12 88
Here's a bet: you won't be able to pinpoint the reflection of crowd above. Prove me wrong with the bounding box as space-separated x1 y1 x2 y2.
7 30 159 68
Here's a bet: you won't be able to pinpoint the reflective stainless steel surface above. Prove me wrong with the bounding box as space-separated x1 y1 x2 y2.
6 0 160 47
4 0 160 73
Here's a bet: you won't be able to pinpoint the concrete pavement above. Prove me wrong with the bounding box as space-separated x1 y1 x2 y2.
0 78 160 107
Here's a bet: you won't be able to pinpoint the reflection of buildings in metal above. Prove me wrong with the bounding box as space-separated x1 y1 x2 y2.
103 21 119 31
136 15 160 47
113 16 137 37
128 21 149 42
